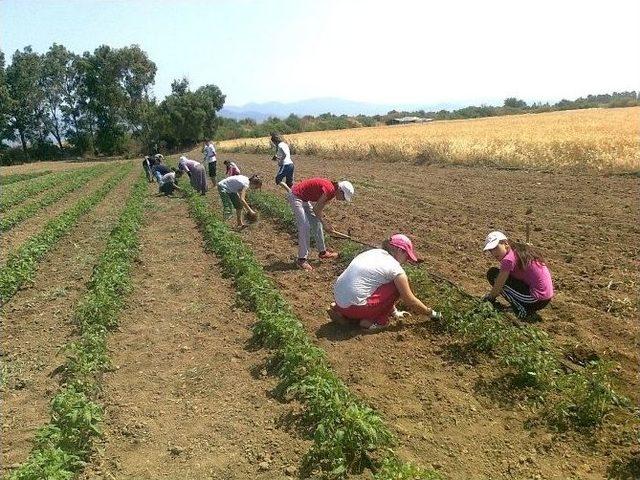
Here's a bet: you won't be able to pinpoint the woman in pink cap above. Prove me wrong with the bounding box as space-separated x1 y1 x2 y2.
482 231 554 318
328 234 442 331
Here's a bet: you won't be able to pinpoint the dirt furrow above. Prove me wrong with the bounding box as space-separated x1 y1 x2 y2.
0 168 139 471
223 152 639 397
82 188 307 480
229 212 625 480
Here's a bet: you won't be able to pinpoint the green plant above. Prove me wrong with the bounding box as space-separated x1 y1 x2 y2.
0 166 131 304
548 360 628 429
0 170 53 185
374 454 443 480
0 164 112 232
182 185 426 479
9 173 147 479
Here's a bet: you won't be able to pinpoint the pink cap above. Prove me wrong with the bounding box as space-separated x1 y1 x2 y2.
389 234 418 262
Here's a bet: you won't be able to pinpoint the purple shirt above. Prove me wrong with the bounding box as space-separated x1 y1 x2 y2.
500 249 554 300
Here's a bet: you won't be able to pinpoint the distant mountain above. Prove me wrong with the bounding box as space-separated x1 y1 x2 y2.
220 97 468 122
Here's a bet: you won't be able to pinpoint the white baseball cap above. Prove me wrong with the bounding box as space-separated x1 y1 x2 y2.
337 181 354 202
483 231 507 251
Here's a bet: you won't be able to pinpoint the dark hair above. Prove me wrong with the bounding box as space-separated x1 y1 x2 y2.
508 241 546 269
270 132 283 144
249 174 263 188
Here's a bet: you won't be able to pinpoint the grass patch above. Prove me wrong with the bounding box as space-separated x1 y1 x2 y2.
0 170 53 185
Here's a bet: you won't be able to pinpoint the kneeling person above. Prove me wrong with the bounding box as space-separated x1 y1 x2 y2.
330 234 441 331
217 174 262 228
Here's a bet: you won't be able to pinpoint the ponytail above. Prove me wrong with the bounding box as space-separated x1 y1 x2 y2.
509 241 545 269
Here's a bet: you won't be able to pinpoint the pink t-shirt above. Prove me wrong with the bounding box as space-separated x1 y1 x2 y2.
500 249 554 300
291 178 336 202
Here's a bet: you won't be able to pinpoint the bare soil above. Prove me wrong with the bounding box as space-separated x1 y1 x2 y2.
0 167 138 472
203 151 639 479
81 185 308 479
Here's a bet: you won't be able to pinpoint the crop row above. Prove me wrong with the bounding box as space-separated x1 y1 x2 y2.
248 189 629 431
0 170 53 186
9 173 148 480
0 165 111 232
0 165 133 305
0 165 108 212
184 185 440 479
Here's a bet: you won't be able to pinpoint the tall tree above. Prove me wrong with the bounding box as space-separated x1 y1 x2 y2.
5 47 45 153
0 50 10 146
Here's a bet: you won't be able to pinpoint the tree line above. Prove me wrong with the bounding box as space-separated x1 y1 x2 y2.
215 91 639 140
0 44 225 165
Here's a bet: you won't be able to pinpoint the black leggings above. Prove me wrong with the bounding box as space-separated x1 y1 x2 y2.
486 267 550 318
208 161 217 179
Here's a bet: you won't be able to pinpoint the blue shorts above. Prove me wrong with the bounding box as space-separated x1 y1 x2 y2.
275 163 294 187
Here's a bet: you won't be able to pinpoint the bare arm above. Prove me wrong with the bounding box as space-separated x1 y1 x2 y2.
488 269 510 299
278 181 292 193
394 274 434 316
238 188 255 214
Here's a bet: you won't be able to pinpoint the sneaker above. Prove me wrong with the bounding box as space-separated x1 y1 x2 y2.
319 250 338 259
297 259 313 271
367 323 388 331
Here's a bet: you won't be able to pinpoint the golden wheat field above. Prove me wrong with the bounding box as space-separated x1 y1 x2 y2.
219 107 640 171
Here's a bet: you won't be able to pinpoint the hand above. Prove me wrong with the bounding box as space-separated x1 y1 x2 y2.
271 155 278 161
393 310 411 319
482 294 497 304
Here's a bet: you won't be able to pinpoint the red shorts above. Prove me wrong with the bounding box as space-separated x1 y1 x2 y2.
334 282 400 326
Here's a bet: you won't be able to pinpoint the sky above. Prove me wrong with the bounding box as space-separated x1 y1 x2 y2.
1 0 639 107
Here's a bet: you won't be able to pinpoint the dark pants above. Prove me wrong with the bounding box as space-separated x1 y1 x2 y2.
208 161 217 179
486 267 550 318
275 163 294 187
142 164 153 182
159 181 177 196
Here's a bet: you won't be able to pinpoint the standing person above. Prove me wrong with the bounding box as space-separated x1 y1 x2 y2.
142 156 153 183
159 168 181 196
224 160 241 177
286 177 354 271
270 132 294 188
482 231 554 318
217 174 262 228
329 234 442 331
178 155 208 195
151 155 170 184
203 140 217 180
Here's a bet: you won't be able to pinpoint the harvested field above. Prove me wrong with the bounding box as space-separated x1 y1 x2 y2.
218 107 640 172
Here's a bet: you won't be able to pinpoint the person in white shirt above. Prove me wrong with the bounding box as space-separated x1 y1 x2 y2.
270 133 294 187
329 234 442 331
158 169 181 196
217 174 262 228
202 140 217 180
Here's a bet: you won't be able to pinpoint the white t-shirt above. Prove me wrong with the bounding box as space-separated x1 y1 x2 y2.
218 175 249 193
204 143 217 162
333 249 405 308
160 171 175 184
276 142 293 166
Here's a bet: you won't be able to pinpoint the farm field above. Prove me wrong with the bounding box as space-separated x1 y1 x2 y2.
218 107 640 172
1 145 639 480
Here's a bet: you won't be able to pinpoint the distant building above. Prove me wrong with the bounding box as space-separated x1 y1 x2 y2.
390 116 433 124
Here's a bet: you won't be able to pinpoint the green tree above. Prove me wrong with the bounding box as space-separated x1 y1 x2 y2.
158 79 225 148
5 47 45 153
503 97 528 109
80 44 156 154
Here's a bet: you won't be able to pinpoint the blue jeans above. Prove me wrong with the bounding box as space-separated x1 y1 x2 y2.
275 163 294 187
